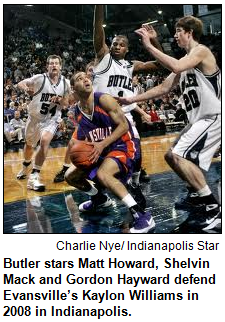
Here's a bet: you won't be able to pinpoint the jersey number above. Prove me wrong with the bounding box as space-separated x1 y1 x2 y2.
183 90 200 112
40 103 57 117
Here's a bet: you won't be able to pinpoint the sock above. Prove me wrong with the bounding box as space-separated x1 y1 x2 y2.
23 160 31 167
122 194 137 208
63 163 70 168
197 185 211 197
122 194 144 218
31 169 40 174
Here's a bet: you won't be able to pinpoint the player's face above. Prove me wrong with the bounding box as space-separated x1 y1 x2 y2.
47 58 61 76
110 37 128 60
174 27 189 48
73 72 92 93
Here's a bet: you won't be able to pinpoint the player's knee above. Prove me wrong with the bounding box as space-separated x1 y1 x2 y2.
165 149 175 164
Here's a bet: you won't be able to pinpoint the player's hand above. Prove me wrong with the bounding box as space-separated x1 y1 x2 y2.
135 27 152 49
142 23 157 38
87 141 105 163
24 85 34 96
51 95 63 104
117 96 134 105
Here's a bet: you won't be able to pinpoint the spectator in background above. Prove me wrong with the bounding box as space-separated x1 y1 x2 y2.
10 110 26 141
4 115 24 143
149 105 160 122
174 103 188 124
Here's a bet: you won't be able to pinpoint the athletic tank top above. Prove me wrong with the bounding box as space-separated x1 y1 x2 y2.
93 53 136 111
28 73 70 122
179 68 221 124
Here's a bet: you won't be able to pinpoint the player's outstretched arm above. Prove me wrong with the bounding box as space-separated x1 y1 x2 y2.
119 72 180 105
135 27 207 73
93 5 109 60
133 24 162 73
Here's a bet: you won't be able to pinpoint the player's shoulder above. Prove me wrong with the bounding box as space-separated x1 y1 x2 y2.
30 73 45 82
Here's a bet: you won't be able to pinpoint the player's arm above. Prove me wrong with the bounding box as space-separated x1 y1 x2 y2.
99 94 129 147
16 78 35 95
119 72 180 105
134 105 151 123
133 24 162 73
121 103 151 123
135 27 207 73
88 94 129 163
93 5 109 60
133 60 159 73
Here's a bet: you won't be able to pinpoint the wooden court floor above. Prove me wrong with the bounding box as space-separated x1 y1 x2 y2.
4 133 221 234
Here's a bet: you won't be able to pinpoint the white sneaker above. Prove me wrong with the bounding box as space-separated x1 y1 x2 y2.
27 173 45 192
17 164 32 179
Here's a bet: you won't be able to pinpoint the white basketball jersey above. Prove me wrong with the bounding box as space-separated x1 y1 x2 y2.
93 53 136 112
179 68 221 124
28 73 70 122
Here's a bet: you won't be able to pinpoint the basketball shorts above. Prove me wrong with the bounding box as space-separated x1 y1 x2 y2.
25 117 59 147
84 146 135 185
172 115 221 171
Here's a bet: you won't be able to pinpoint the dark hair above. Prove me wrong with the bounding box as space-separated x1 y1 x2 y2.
46 55 62 66
70 71 83 87
113 35 129 47
175 16 203 42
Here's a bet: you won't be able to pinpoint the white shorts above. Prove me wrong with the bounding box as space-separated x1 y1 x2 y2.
25 117 59 147
172 115 221 171
125 113 140 139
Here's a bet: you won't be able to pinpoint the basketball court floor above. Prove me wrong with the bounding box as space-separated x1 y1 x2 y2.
4 133 221 234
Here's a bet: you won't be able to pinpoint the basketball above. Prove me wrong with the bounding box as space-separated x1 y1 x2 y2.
69 140 94 168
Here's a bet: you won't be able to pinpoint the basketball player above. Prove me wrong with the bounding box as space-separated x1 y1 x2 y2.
119 16 221 230
93 5 160 204
53 62 94 183
64 71 155 233
16 55 71 191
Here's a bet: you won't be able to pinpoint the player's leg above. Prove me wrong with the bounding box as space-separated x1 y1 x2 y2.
65 165 112 210
96 157 155 233
54 144 71 183
27 130 54 191
165 117 221 230
27 120 57 191
17 118 34 179
127 138 146 208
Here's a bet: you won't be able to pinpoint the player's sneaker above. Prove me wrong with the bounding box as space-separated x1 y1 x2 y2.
175 192 204 210
54 167 69 183
193 204 221 231
130 211 155 233
27 173 45 192
79 194 113 212
17 163 32 179
127 183 146 209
